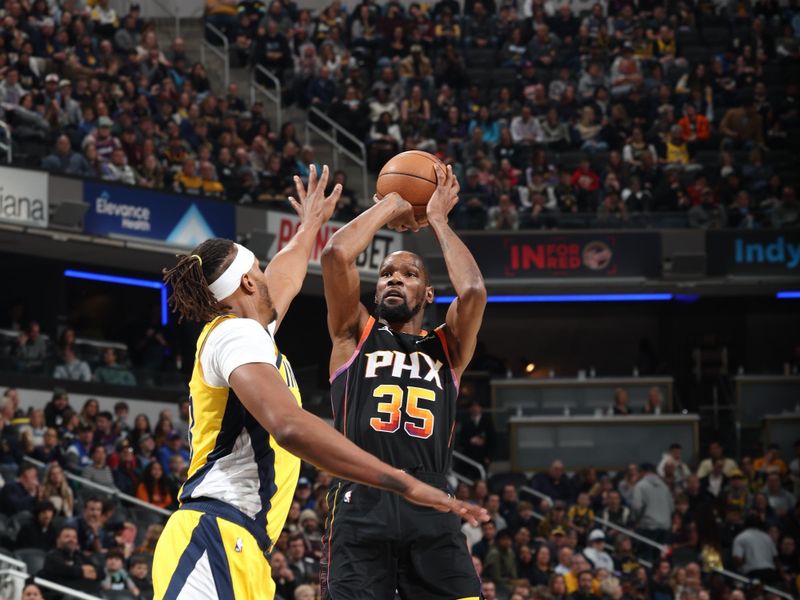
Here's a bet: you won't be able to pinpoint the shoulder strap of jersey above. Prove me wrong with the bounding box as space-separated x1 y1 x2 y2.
195 314 237 363
329 316 376 383
433 324 459 390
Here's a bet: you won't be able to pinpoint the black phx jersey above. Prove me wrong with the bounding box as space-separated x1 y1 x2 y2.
330 316 458 474
322 316 481 600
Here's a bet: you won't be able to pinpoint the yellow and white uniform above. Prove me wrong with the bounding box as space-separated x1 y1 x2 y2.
153 315 301 600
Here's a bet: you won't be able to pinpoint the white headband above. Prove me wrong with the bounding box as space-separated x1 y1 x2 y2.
208 243 256 301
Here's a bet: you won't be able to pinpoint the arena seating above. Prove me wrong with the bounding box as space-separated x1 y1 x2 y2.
0 0 799 599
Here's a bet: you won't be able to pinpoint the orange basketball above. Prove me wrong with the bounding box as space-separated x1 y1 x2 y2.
376 151 444 218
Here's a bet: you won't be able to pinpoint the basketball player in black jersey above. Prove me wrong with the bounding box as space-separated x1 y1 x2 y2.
319 164 487 599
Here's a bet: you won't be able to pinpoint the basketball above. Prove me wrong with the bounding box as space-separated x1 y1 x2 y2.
376 151 444 218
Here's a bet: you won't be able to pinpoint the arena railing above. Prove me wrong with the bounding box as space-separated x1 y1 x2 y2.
250 65 283 130
452 450 487 482
0 120 11 164
518 485 793 599
24 457 172 518
152 0 181 38
305 107 369 205
200 23 230 89
0 557 107 600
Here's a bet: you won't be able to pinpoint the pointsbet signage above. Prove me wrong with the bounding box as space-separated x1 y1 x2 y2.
0 166 48 228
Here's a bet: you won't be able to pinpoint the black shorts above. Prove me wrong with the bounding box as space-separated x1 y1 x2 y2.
320 474 481 600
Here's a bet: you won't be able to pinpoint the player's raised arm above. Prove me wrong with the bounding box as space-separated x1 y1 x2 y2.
264 164 341 331
320 193 420 371
229 362 487 525
427 164 487 379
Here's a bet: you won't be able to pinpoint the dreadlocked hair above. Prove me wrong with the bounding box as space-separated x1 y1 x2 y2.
162 238 235 322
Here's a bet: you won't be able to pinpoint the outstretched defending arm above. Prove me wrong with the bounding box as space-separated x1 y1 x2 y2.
265 165 341 331
427 164 487 379
230 362 488 525
321 193 420 372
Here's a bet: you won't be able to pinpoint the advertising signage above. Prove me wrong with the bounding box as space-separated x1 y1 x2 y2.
707 230 800 276
266 211 402 275
83 182 235 247
461 232 662 279
0 166 48 228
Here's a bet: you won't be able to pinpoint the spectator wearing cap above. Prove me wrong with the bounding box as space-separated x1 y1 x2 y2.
631 463 673 561
484 529 517 592
65 424 94 472
532 460 573 503
90 116 121 164
295 476 314 510
156 430 189 472
583 529 614 570
299 509 322 558
17 500 58 551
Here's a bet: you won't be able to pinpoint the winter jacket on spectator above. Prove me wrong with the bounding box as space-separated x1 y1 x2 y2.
41 545 105 595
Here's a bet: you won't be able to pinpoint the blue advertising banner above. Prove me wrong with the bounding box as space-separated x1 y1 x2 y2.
707 230 800 276
83 182 235 247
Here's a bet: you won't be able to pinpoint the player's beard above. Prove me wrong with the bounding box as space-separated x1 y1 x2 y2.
256 280 278 324
376 296 423 324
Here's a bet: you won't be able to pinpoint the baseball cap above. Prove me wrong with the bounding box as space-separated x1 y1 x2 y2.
299 509 319 523
297 477 311 487
59 78 72 88
588 529 606 542
98 116 113 128
167 431 181 441
551 526 566 536
45 73 59 83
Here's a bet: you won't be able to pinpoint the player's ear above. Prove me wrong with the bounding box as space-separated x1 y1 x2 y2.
240 272 257 294
425 285 435 306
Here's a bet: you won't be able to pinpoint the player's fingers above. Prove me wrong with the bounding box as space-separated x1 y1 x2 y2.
293 175 307 201
288 196 302 217
326 183 342 205
308 164 317 193
433 162 446 187
317 164 330 194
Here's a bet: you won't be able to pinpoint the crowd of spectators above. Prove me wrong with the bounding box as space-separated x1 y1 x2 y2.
0 379 797 600
0 386 196 599
1 320 176 388
0 0 798 231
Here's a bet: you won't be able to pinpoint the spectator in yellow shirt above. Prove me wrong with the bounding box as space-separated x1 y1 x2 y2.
173 158 203 195
199 161 225 198
568 493 596 541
